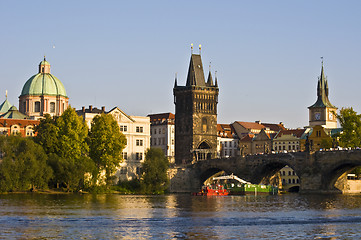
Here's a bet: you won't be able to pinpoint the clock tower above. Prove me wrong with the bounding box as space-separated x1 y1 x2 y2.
308 62 337 128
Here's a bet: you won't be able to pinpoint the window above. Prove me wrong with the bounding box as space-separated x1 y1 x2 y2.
136 152 143 160
136 126 144 133
136 139 143 146
288 171 291 176
50 102 55 113
171 139 174 145
120 167 127 174
120 126 128 132
288 179 291 184
202 118 207 132
136 167 142 175
122 152 127 160
282 171 286 176
34 101 41 112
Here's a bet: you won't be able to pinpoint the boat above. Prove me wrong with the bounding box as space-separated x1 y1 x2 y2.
192 184 229 196
212 174 278 195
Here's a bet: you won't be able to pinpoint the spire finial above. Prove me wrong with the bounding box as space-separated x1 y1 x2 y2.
199 44 202 55
191 43 193 54
209 61 211 72
5 90 7 99
321 56 324 66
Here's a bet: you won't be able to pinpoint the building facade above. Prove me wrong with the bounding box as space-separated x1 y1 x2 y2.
77 106 150 182
148 113 175 163
217 124 239 158
19 57 69 119
173 50 219 165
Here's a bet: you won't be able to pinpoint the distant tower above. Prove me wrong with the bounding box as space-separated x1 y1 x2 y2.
19 57 69 119
308 62 337 128
173 48 219 165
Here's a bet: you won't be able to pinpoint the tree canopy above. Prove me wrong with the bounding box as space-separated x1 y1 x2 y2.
337 107 361 148
141 148 169 194
0 136 53 192
89 113 127 185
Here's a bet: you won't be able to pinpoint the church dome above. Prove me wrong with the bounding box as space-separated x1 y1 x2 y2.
20 57 67 97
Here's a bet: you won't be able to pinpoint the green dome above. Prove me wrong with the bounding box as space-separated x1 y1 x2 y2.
20 73 67 97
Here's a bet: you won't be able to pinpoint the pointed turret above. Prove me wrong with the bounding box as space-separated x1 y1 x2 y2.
185 54 206 87
215 71 218 87
0 91 12 114
174 73 178 88
309 63 336 108
206 71 214 86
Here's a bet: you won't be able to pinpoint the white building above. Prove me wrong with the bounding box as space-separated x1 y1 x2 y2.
148 113 175 163
77 106 150 182
217 124 239 158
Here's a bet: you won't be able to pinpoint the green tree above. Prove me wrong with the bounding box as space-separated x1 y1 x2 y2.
320 138 332 149
337 107 361 148
35 107 94 191
141 148 169 194
89 114 126 185
0 136 53 192
34 114 59 154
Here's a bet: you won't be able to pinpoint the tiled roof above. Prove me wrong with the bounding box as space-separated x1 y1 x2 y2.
0 118 39 127
275 129 306 139
148 112 175 125
235 121 265 130
262 123 286 131
239 134 254 142
217 123 237 138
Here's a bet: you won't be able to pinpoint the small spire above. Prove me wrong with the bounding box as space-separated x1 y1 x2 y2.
191 43 193 54
174 73 178 87
5 90 7 99
199 44 202 55
215 71 218 87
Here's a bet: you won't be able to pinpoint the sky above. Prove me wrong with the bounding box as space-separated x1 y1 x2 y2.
1 0 361 128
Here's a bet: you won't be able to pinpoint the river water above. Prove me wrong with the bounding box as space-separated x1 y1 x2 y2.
1 193 361 239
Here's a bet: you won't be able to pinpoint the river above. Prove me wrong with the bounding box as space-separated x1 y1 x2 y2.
1 193 361 239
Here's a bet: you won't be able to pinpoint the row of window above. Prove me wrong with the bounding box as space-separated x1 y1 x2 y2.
150 137 174 146
281 170 297 176
121 152 143 160
120 167 142 175
274 141 297 145
221 141 238 148
282 178 300 184
274 145 299 151
150 127 174 135
119 126 144 133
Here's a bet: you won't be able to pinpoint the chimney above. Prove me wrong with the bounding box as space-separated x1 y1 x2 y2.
89 105 93 112
82 106 85 112
101 106 105 112
255 120 261 124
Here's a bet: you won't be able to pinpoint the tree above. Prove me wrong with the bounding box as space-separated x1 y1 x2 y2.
141 148 169 194
89 114 126 185
35 107 94 191
337 107 361 148
0 136 53 192
34 114 59 154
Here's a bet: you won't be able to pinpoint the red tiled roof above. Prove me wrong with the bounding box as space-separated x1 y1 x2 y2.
239 133 254 142
148 112 175 121
275 129 306 139
235 121 265 130
217 123 237 138
0 118 39 127
262 123 286 131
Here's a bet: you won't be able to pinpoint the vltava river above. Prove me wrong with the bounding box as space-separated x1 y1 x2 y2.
1 193 361 239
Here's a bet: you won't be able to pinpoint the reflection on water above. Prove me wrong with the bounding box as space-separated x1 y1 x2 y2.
1 193 361 239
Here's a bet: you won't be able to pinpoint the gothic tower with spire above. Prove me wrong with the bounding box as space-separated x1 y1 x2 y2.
173 49 219 165
308 62 337 128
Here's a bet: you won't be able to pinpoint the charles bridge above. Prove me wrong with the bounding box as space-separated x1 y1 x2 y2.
168 149 361 193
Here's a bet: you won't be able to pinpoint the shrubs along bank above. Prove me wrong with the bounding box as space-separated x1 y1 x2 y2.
0 108 169 194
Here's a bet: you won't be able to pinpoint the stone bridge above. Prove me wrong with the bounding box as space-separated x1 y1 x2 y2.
168 149 361 193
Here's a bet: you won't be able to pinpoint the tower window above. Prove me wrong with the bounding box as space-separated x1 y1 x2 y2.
34 101 41 112
202 118 208 132
50 102 55 113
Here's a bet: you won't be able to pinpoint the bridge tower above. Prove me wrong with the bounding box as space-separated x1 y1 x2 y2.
173 47 219 165
308 62 338 128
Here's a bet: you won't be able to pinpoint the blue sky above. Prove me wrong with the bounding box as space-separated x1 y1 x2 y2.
1 1 361 128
